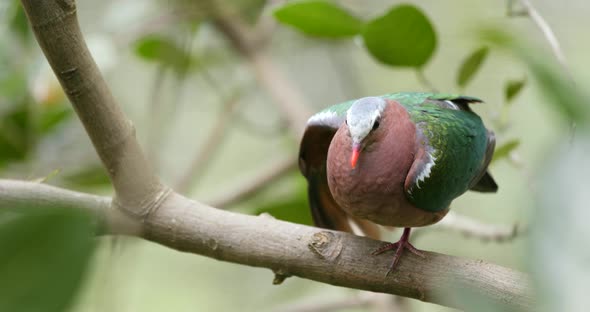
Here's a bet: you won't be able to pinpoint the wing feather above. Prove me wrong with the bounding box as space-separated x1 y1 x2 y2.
299 106 380 239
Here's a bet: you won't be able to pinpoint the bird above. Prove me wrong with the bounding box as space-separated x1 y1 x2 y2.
298 92 497 274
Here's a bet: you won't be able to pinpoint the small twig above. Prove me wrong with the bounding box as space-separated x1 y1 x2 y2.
415 69 438 92
207 156 297 208
509 0 572 79
174 92 242 194
414 211 523 242
232 110 289 138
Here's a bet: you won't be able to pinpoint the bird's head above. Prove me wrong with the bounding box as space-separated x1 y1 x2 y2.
345 97 387 169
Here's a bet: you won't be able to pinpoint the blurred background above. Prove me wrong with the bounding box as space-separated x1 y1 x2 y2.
1 0 588 311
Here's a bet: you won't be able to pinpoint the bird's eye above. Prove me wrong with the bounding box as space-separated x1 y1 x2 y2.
372 119 380 131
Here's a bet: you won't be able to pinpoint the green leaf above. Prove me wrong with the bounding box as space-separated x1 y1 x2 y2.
491 139 520 163
362 4 437 67
0 101 33 168
253 179 313 225
8 1 31 42
134 35 193 75
274 1 363 38
0 209 96 312
504 78 527 103
456 46 489 88
63 165 111 189
38 105 73 134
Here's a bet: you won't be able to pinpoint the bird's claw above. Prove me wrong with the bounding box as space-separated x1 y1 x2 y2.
372 239 425 276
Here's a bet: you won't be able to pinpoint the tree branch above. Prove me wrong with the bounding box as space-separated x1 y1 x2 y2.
20 0 168 218
414 211 523 243
207 156 298 208
510 0 572 79
174 92 241 194
210 3 312 137
0 179 533 311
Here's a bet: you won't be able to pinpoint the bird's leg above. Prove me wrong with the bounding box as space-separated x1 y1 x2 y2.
372 227 425 275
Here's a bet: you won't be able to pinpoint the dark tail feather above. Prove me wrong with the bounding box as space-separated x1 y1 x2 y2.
307 174 352 232
307 173 380 239
470 170 498 193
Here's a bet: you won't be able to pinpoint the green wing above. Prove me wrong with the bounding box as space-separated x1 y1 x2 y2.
399 95 496 212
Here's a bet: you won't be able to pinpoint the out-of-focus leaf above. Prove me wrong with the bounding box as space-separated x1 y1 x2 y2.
8 1 31 42
505 78 527 103
0 102 33 167
253 179 313 225
235 0 267 24
38 104 73 134
533 137 590 312
134 35 193 75
491 139 520 163
362 4 436 67
63 165 111 189
0 71 28 101
456 46 489 88
274 0 363 38
0 209 96 312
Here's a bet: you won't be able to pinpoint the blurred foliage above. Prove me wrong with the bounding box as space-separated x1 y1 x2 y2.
480 27 590 124
0 0 74 169
252 175 313 226
6 1 31 43
0 209 97 312
505 78 527 103
61 165 111 190
134 35 195 76
273 1 362 38
491 139 520 164
456 46 489 89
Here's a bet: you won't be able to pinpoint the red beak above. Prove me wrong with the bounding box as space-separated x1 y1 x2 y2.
350 143 361 169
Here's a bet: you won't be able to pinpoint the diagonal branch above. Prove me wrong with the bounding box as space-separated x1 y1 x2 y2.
414 211 523 242
210 4 312 137
20 0 168 218
0 179 534 311
174 92 242 194
510 0 572 79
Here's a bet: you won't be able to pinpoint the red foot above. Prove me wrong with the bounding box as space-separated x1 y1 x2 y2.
372 227 425 275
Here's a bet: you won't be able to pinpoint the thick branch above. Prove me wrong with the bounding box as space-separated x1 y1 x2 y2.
0 179 533 311
20 0 167 217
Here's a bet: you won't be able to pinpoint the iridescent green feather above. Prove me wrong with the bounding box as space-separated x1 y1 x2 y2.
401 101 488 212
